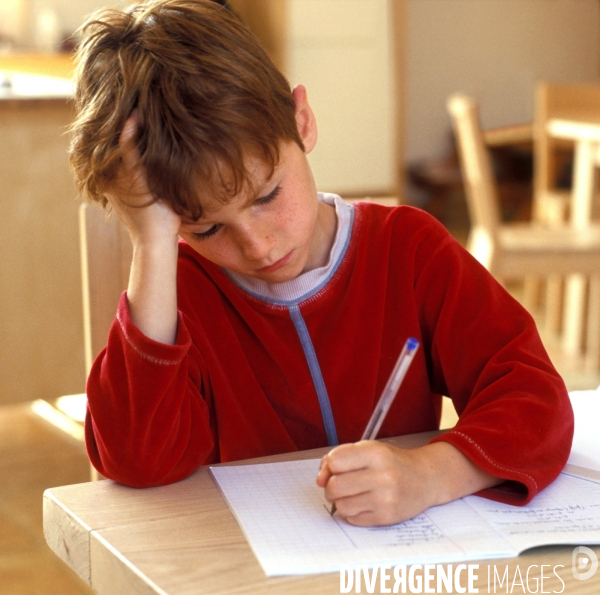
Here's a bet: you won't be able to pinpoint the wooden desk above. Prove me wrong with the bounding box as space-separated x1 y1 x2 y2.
44 432 600 595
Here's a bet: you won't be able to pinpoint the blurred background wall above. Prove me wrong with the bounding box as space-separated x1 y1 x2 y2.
284 0 397 197
1 0 599 190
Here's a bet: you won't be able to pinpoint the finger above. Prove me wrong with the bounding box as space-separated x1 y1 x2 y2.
338 485 411 527
331 490 375 521
326 441 388 475
345 509 388 527
119 111 139 147
324 467 373 502
316 456 333 487
345 502 419 527
119 112 142 171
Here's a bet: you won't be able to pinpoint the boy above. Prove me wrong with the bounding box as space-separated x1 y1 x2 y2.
72 0 573 527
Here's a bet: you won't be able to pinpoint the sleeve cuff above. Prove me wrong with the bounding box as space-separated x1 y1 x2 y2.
113 291 192 365
429 430 538 505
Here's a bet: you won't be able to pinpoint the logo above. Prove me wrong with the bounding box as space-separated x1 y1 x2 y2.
572 546 598 581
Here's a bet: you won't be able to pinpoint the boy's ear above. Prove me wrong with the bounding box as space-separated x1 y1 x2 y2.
292 85 317 154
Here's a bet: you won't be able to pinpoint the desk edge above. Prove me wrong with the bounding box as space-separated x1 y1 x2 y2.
43 488 92 584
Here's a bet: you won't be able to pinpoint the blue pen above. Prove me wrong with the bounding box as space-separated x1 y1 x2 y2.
330 337 419 515
360 337 420 440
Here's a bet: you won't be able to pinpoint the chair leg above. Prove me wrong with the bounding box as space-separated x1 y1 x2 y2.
585 275 600 373
544 275 563 335
562 273 587 356
90 464 105 481
522 276 542 314
534 194 570 345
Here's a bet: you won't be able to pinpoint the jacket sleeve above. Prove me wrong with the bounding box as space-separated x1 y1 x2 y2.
410 215 574 505
85 292 216 487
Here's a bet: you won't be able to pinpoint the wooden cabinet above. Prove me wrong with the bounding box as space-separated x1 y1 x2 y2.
0 67 85 404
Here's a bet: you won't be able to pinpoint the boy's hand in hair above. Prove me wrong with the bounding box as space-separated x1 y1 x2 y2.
104 113 181 345
105 112 182 246
316 440 500 527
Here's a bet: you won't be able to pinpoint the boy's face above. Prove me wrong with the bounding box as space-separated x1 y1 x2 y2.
179 142 333 283
178 86 336 284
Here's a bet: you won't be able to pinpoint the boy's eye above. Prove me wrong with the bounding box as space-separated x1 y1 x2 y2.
255 184 281 205
190 185 280 241
192 224 220 240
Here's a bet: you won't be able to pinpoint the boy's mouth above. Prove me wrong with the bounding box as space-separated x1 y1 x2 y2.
257 251 294 273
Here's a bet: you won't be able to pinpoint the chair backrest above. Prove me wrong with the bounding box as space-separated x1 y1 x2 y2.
533 81 600 219
447 93 502 236
79 203 133 375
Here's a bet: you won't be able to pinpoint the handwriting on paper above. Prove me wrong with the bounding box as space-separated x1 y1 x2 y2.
366 514 446 547
479 502 600 535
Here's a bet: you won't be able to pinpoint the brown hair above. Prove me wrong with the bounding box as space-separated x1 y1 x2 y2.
70 0 303 219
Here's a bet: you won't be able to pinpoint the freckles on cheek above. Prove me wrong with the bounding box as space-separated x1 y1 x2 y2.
282 200 311 233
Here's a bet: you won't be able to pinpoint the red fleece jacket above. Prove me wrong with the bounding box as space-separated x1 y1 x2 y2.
85 203 573 504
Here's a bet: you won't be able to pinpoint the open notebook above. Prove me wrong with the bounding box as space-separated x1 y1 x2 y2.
210 459 600 576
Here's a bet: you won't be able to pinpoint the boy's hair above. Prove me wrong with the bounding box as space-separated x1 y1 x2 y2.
70 0 303 219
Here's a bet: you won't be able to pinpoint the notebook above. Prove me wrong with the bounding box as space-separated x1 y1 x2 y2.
210 459 600 576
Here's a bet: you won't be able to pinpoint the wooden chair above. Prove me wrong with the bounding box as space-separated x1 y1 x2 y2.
447 93 600 371
41 204 132 479
79 203 133 375
79 202 132 479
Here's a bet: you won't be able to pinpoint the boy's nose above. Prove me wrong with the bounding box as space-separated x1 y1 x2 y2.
238 228 275 261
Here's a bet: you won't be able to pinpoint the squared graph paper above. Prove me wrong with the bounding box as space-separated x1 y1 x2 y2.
210 459 600 576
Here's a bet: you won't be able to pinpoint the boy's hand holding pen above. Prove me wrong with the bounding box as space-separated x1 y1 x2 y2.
317 439 440 527
317 336 502 527
316 338 422 526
